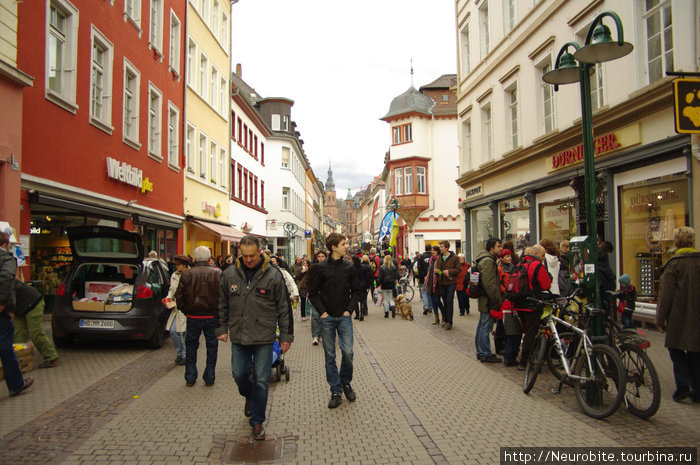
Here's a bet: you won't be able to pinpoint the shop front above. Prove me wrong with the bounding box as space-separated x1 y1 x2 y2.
184 216 245 261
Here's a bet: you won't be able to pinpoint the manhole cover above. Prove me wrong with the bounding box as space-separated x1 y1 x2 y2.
222 437 284 463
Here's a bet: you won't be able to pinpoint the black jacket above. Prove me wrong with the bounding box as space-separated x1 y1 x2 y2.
308 256 363 317
417 251 431 283
378 264 400 290
13 280 43 316
0 248 17 313
355 263 372 290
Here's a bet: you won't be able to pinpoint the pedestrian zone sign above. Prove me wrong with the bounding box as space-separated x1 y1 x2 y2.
673 78 700 134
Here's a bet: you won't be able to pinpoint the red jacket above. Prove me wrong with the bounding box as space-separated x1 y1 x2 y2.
456 261 470 291
513 255 552 312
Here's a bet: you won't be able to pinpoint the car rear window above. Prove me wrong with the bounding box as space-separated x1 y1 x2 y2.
73 237 140 259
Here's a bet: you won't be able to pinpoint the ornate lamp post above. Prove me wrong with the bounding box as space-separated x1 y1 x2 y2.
542 11 632 332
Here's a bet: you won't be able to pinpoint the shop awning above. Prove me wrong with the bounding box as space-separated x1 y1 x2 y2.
192 220 245 242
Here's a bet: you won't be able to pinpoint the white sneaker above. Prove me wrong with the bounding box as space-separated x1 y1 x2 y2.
312 337 319 346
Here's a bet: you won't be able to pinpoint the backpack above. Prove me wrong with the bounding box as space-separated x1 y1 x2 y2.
557 266 574 297
466 256 491 298
505 260 543 306
369 256 377 275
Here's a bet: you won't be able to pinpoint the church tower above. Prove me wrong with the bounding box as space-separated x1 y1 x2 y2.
323 163 339 220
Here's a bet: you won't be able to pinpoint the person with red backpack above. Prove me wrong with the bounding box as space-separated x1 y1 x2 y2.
513 244 552 371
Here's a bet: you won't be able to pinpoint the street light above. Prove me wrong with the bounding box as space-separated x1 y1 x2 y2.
542 11 632 320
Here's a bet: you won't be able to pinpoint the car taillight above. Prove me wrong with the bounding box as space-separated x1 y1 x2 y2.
56 283 66 296
638 341 651 350
136 285 152 299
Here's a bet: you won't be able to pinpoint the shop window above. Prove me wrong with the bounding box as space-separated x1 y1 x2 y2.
471 206 493 255
618 177 688 298
539 200 576 246
499 197 530 254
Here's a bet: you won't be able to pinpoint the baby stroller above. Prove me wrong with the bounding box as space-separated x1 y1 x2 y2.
252 327 290 383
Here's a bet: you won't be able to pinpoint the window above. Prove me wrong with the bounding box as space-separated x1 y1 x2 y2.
230 160 236 195
395 168 402 195
149 0 163 52
169 12 181 73
219 147 226 187
282 115 289 131
123 60 140 146
479 1 490 58
404 167 412 194
481 102 492 161
462 116 472 170
271 114 280 130
507 85 519 149
212 0 219 35
503 0 515 33
590 63 604 111
391 123 412 145
404 124 412 142
124 0 141 26
167 103 179 168
460 23 471 76
392 126 401 144
416 166 426 194
282 187 290 210
198 133 207 179
211 66 218 109
220 76 227 114
261 143 265 166
199 52 208 97
46 0 79 109
210 140 217 183
237 165 242 198
644 0 673 84
186 38 196 87
281 147 290 168
88 28 114 132
220 12 228 48
261 181 265 208
201 0 209 22
186 124 195 173
540 61 555 133
148 84 163 158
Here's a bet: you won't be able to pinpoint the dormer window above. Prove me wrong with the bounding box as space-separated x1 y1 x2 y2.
391 123 412 145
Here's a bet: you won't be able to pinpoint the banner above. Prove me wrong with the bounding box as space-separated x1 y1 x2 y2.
369 196 379 233
378 211 398 243
389 215 399 246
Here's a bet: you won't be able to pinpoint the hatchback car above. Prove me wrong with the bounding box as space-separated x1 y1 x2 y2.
51 226 170 349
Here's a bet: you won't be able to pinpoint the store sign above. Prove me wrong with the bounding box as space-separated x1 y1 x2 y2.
106 157 154 194
673 78 700 134
549 133 620 172
463 184 484 201
202 201 222 217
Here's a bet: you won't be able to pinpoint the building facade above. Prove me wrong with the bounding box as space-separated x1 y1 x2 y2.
455 0 699 316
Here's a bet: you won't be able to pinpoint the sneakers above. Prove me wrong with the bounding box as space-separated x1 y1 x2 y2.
328 393 342 409
39 358 59 368
9 377 33 396
244 398 251 417
480 354 502 363
673 386 691 402
342 384 357 402
312 337 319 346
252 423 265 440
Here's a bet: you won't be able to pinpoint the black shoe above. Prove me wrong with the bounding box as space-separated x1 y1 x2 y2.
517 364 526 371
328 393 342 409
244 398 252 417
359 316 364 321
423 310 429 315
445 323 452 330
252 423 265 441
354 316 359 320
342 384 356 402
504 361 518 367
673 386 691 402
480 354 502 363
9 377 33 396
384 312 389 318
391 308 395 318
174 356 183 364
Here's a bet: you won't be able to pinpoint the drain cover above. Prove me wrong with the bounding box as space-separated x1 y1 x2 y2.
222 437 284 463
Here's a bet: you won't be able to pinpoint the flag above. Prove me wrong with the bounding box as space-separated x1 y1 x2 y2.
378 212 394 242
389 214 399 246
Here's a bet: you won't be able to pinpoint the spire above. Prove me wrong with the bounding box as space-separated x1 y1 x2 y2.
346 187 352 200
410 58 414 88
325 162 336 191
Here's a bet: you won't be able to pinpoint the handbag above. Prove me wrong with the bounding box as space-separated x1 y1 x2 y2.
373 288 383 307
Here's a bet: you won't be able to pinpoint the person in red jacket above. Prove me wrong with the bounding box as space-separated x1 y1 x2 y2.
455 253 470 316
514 244 552 370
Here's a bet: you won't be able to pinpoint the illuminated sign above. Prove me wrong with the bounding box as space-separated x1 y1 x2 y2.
106 157 154 194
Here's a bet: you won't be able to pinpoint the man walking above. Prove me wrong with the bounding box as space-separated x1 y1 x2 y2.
434 241 461 330
474 238 503 363
175 246 221 387
308 233 363 409
368 247 380 296
217 236 293 440
0 232 33 395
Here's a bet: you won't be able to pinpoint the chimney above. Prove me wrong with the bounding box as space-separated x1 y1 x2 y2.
236 63 242 77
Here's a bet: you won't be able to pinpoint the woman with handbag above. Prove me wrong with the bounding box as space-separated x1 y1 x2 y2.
377 255 399 318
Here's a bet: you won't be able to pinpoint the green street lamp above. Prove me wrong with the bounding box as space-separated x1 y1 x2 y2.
542 11 632 330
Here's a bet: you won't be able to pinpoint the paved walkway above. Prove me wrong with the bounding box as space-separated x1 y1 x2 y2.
0 299 697 465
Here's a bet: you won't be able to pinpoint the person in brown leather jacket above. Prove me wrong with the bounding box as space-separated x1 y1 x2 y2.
434 241 461 330
175 246 222 387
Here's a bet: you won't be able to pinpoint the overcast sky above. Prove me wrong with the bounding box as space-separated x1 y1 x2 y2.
230 0 457 197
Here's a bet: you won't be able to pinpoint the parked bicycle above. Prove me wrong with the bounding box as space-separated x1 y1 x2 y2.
522 294 627 419
397 276 414 303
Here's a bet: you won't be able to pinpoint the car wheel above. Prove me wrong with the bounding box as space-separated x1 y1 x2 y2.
146 325 164 349
53 334 74 348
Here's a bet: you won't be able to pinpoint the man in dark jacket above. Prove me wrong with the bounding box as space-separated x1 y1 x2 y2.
176 245 222 388
474 238 502 363
308 233 363 409
417 245 432 314
514 244 552 370
435 241 461 330
0 232 33 395
216 236 293 440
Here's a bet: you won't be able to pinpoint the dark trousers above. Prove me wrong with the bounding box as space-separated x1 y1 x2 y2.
356 289 368 317
185 317 218 385
0 314 24 393
299 295 307 318
669 348 700 400
504 335 521 364
439 284 456 325
517 309 543 366
456 289 470 315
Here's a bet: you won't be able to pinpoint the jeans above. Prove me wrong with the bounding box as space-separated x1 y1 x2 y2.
668 348 700 398
13 300 59 362
320 315 354 394
429 292 443 317
185 317 218 385
0 313 24 393
456 289 470 315
420 287 431 310
310 305 321 338
230 343 273 426
475 312 496 359
169 318 185 359
621 310 635 329
381 289 394 314
439 284 456 324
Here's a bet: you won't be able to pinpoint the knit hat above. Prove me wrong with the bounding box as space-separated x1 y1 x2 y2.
618 274 631 285
173 255 190 266
499 249 513 258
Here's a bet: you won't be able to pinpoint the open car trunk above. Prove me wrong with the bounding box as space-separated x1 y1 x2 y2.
70 263 140 313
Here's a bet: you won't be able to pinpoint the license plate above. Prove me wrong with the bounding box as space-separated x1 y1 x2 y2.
79 319 115 329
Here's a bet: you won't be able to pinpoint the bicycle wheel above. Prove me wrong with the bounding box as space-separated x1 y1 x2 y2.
546 332 578 382
573 344 626 419
622 348 660 418
402 284 415 303
523 333 547 394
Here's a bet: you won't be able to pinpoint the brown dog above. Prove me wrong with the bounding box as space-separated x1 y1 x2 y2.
394 294 413 320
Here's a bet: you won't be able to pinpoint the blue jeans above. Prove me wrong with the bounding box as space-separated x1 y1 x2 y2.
169 318 185 359
185 317 218 385
320 315 353 394
230 343 273 426
475 312 495 359
456 289 470 315
0 313 24 393
381 289 394 314
420 287 431 310
439 284 456 324
430 293 442 316
669 348 700 398
310 305 321 338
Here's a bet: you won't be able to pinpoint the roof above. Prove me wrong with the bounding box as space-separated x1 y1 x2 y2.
381 86 434 120
419 74 457 91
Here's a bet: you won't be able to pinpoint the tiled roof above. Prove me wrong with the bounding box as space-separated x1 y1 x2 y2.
419 74 457 91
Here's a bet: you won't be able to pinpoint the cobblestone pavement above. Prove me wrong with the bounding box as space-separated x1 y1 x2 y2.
0 301 697 465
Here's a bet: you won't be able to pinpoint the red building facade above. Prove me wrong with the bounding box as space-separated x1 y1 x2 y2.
17 0 186 284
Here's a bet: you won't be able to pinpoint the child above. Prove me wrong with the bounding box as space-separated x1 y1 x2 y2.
614 274 637 329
